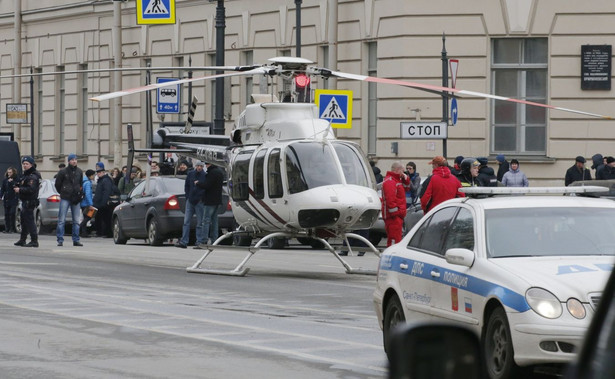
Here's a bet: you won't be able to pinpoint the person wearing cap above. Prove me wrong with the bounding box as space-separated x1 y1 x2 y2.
79 169 96 237
450 155 464 177
175 161 207 249
600 156 615 180
176 160 190 175
93 164 114 238
420 156 464 215
564 156 592 186
54 153 84 246
476 157 498 187
495 154 510 183
14 156 41 248
381 161 411 246
502 159 529 187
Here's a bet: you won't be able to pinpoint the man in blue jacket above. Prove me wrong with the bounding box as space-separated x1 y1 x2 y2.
176 161 207 248
79 169 95 237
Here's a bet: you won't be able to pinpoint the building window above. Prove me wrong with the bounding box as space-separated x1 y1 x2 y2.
242 50 253 105
35 68 43 155
367 42 377 155
320 45 329 89
173 57 184 122
491 38 548 154
78 64 88 154
55 66 65 155
208 53 216 123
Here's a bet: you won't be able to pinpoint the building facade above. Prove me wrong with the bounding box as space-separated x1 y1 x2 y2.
0 0 613 184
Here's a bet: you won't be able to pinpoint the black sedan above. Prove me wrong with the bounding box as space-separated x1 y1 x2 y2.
112 176 231 246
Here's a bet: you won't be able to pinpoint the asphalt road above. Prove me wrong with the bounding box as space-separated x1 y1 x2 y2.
0 233 387 378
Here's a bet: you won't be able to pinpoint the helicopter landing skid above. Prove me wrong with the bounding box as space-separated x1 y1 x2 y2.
186 231 380 277
321 233 380 276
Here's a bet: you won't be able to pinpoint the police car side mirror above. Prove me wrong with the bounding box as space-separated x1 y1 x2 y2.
388 323 483 379
445 248 475 267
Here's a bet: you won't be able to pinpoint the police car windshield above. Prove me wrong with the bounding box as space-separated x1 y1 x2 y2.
285 142 342 194
485 207 615 258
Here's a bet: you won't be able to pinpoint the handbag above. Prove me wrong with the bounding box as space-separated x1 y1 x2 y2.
85 206 97 218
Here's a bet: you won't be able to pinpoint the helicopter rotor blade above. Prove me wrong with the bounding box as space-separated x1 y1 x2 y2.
89 67 269 102
324 69 612 120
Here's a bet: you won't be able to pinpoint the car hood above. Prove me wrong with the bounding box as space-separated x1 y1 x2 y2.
490 256 614 301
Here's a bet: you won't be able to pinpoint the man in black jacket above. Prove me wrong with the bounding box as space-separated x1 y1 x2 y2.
477 157 498 187
196 163 224 245
14 156 41 247
55 153 84 246
93 165 114 238
565 156 592 186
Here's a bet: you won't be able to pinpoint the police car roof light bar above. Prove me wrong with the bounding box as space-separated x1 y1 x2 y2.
460 186 609 197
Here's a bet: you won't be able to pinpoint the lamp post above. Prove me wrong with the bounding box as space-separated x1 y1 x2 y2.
295 0 302 57
210 0 225 135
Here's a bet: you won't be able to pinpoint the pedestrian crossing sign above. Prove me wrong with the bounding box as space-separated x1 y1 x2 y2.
136 0 176 25
315 89 353 129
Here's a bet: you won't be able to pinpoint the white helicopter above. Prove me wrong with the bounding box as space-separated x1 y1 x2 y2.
91 57 612 276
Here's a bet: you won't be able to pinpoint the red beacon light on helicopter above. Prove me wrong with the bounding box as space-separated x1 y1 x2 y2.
293 74 311 103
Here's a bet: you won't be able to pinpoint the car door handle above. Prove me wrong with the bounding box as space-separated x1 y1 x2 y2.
400 263 408 270
431 270 441 278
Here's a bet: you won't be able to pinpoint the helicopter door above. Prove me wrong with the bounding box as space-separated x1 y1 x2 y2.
256 148 289 230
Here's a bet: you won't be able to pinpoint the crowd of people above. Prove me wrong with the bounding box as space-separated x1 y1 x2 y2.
0 152 221 249
376 152 613 247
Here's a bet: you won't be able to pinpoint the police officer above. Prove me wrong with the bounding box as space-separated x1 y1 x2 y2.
457 157 481 187
14 156 41 247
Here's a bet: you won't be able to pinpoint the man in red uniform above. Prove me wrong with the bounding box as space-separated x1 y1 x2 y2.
382 161 411 246
420 155 465 214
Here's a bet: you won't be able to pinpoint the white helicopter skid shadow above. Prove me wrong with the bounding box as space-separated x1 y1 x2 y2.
186 231 381 277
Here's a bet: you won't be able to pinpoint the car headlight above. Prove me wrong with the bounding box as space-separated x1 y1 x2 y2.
526 288 562 319
566 298 586 319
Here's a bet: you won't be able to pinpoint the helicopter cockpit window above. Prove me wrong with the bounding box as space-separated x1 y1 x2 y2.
267 148 283 198
253 149 266 200
333 142 370 187
231 150 253 201
285 142 342 194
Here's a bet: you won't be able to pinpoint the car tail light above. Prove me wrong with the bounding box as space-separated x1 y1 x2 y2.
47 194 61 203
164 195 180 210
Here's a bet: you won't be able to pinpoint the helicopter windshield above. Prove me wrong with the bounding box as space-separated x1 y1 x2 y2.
332 142 371 187
285 142 342 194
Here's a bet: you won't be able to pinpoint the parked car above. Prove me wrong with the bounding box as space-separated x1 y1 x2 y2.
15 179 73 234
374 187 615 378
112 176 231 246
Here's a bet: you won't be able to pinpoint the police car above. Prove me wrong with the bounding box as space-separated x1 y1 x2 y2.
373 186 615 378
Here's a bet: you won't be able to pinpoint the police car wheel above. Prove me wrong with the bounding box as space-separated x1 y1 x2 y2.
383 295 405 360
483 307 525 379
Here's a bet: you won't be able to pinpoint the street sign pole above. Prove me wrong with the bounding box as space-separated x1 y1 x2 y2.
441 33 448 158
